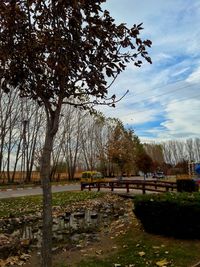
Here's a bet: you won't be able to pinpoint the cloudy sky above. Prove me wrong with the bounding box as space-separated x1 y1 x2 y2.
98 0 200 142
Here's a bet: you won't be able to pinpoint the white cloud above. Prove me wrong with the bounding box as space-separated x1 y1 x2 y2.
158 100 200 139
99 0 200 141
186 66 200 84
171 67 190 78
121 108 158 125
98 102 159 126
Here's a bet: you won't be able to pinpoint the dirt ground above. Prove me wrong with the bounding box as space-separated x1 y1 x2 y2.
23 230 118 267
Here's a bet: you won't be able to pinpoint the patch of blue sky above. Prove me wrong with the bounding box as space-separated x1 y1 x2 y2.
99 0 200 141
133 119 165 133
175 2 200 24
136 131 156 139
154 54 190 69
144 55 199 88
169 68 192 84
124 121 153 137
134 126 162 140
127 112 166 131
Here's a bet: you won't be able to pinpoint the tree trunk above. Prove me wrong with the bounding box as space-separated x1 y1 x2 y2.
40 127 54 267
40 106 61 267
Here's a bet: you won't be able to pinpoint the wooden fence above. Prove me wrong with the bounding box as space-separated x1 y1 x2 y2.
81 179 177 194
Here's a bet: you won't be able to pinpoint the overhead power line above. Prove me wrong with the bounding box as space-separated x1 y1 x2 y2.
131 77 190 98
130 82 199 105
130 92 200 115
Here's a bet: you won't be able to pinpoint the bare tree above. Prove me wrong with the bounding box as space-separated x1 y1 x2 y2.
161 138 199 167
161 140 185 166
80 114 101 170
0 89 22 182
193 138 200 162
185 139 195 162
174 140 186 163
24 103 45 182
61 106 84 180
49 105 84 181
161 142 174 166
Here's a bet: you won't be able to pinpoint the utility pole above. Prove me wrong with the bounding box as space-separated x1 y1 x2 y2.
188 161 195 177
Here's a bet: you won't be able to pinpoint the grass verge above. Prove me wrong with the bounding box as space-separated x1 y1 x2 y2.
55 210 200 267
0 191 104 218
0 180 79 189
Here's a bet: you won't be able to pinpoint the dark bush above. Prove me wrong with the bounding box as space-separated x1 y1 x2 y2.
134 192 200 239
177 179 199 192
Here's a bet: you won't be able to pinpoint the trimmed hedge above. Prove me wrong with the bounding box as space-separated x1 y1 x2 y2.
134 192 200 239
177 179 199 192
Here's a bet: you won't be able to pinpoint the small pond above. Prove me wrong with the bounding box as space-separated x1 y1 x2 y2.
1 203 125 253
0 197 129 261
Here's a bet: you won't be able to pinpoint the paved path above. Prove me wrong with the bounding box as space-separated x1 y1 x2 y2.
0 183 80 199
0 184 155 199
0 177 157 199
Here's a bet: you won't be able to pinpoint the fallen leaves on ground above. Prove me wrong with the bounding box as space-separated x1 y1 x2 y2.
156 258 170 266
138 251 146 257
0 254 30 267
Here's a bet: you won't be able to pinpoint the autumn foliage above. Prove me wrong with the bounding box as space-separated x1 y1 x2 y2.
0 1 152 266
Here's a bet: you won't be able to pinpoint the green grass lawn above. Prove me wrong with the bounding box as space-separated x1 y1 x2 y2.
0 191 103 218
58 225 200 267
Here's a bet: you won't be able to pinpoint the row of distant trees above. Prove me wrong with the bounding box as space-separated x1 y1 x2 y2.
1 89 200 183
0 89 146 182
144 139 200 174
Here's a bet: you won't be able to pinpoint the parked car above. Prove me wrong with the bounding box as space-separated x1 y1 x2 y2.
152 172 165 179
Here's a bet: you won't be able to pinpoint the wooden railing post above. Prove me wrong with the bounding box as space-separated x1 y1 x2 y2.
111 182 114 191
92 180 177 194
142 183 146 194
126 182 129 193
155 181 157 190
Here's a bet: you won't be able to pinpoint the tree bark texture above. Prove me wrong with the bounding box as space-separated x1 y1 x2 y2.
40 127 54 267
40 107 61 267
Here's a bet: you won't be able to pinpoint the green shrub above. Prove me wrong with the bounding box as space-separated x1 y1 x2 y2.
177 179 199 192
134 192 200 239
